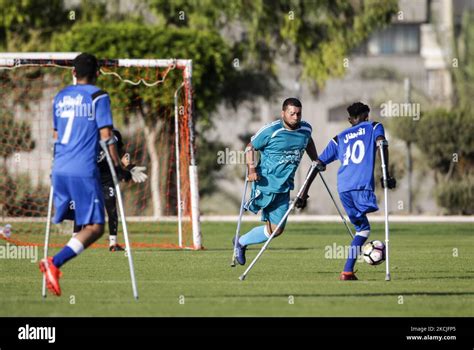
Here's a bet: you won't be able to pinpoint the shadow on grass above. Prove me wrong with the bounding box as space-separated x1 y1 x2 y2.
205 247 317 252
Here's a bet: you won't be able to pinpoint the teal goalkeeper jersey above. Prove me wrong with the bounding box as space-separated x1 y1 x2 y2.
251 119 312 193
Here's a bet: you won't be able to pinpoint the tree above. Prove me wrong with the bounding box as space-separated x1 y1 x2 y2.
148 0 398 89
414 108 474 214
0 0 69 51
453 11 474 110
52 22 238 215
0 0 399 216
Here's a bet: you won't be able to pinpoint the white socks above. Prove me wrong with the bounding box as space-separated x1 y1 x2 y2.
66 237 84 255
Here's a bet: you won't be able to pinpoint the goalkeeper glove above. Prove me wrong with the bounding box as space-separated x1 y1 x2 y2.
127 165 148 183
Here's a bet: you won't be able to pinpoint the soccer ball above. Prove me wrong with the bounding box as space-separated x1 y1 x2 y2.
0 224 12 239
362 240 385 265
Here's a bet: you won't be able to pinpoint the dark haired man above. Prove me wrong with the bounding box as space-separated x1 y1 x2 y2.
39 53 128 296
233 98 318 265
305 102 396 280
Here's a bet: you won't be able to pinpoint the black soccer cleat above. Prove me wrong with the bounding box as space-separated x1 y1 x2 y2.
109 244 125 252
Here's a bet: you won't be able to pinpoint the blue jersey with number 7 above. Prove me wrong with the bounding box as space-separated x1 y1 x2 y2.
52 84 113 177
318 121 385 193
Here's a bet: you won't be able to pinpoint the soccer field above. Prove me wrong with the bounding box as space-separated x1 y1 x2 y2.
1 222 473 317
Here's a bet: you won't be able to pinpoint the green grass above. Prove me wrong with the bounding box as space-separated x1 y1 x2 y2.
0 222 473 316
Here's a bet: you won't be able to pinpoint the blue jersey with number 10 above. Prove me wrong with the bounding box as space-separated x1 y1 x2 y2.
318 121 385 193
52 84 113 178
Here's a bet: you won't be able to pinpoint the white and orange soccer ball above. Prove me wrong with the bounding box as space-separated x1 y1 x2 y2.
362 240 385 265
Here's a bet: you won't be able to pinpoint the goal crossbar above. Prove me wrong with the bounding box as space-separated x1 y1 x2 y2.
0 52 191 73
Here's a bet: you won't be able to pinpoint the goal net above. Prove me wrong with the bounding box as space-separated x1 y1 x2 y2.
0 52 201 250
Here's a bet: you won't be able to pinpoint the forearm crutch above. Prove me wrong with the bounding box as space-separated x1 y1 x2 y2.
100 140 139 299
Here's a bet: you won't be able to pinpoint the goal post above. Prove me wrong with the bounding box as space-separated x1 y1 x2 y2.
0 52 202 250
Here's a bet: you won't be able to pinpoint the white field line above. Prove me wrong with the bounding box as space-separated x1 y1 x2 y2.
3 215 473 223
201 215 474 223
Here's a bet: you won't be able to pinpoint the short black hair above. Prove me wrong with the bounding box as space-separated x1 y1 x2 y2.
347 102 370 118
282 97 302 111
73 53 99 81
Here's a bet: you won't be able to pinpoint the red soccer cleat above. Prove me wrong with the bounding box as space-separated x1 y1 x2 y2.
339 271 358 281
39 257 63 296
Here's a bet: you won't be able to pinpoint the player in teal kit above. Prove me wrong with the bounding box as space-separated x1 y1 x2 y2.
233 98 318 265
39 53 129 296
312 102 396 280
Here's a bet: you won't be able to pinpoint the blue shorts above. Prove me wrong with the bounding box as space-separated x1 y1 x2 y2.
339 190 378 233
245 186 290 229
52 174 105 226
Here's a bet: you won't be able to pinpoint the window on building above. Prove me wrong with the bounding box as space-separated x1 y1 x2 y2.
367 24 420 55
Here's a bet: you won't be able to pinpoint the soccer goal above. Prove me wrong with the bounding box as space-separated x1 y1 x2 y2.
0 52 202 250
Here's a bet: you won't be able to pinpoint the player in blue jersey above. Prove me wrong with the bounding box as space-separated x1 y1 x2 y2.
233 98 318 265
301 102 396 280
39 53 129 296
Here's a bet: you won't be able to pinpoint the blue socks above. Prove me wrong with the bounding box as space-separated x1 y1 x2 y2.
343 234 368 272
53 237 84 268
238 225 269 246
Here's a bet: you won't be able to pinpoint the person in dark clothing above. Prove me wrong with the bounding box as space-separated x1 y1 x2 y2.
74 129 148 251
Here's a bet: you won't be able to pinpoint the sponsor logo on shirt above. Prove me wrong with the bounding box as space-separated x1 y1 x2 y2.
278 149 304 164
343 127 365 144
